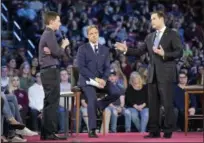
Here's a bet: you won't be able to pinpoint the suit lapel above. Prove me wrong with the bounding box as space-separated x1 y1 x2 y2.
151 32 156 48
98 44 102 54
149 32 156 52
158 28 169 48
88 43 96 56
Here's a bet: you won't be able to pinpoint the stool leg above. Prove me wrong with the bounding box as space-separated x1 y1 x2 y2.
64 97 68 138
70 111 73 136
185 92 189 136
102 111 106 136
76 92 80 136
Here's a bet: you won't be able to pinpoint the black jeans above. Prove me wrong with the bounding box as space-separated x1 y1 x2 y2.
40 68 60 135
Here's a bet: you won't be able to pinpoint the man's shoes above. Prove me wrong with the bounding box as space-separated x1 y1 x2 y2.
88 129 98 138
163 132 172 138
40 133 67 140
144 132 160 138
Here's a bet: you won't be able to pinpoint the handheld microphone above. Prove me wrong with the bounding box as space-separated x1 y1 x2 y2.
61 31 71 57
61 31 66 39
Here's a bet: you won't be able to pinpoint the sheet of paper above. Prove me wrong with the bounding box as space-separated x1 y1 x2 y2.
86 78 100 88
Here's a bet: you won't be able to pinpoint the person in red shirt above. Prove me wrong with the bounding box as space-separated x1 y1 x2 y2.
8 76 29 124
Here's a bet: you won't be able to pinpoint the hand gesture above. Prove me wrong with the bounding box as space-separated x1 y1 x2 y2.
153 45 165 57
134 104 140 111
116 107 122 113
99 79 106 87
44 47 51 54
18 104 23 110
188 107 195 115
114 41 128 52
137 104 144 111
61 38 70 49
95 78 106 88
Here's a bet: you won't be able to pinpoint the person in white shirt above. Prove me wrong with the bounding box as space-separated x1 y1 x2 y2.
58 69 71 133
1 66 9 93
28 72 44 131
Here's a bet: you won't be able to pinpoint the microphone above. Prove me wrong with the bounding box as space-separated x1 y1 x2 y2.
61 31 66 39
61 31 71 57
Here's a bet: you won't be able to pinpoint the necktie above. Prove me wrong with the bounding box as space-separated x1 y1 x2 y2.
94 45 98 54
153 31 161 49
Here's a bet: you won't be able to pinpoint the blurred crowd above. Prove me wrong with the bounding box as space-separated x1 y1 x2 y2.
1 0 204 142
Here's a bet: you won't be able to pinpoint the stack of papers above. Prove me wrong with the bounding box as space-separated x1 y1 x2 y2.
86 78 100 88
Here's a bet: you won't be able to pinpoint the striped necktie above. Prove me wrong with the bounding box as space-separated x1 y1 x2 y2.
94 45 98 54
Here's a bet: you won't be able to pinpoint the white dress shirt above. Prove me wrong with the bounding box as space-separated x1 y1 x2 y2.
28 83 45 111
89 42 98 53
156 26 166 41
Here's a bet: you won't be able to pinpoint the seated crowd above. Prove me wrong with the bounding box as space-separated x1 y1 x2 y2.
1 56 203 142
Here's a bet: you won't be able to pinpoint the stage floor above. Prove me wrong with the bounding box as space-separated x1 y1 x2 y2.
26 132 203 142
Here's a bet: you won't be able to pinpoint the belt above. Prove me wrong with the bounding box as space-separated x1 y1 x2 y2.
41 65 58 70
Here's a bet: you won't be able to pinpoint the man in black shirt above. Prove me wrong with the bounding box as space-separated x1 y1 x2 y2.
39 11 69 140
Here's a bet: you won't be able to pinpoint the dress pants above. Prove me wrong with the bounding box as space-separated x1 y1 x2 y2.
81 81 123 130
148 73 175 133
40 68 60 135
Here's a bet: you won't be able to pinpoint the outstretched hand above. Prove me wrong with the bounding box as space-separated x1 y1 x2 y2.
114 41 128 53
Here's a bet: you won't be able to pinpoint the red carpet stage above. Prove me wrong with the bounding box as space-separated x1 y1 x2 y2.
27 132 203 142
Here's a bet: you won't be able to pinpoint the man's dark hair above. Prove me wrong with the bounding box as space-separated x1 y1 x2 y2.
60 68 68 73
151 11 165 19
44 11 59 25
179 72 187 77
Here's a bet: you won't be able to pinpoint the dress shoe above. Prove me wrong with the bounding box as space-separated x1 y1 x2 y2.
41 133 67 140
144 132 160 138
88 129 98 138
163 132 172 138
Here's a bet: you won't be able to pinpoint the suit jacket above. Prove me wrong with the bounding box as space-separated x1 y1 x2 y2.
76 43 110 86
126 28 183 83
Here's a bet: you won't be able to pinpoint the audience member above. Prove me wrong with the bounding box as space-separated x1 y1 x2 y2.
28 72 44 131
124 72 149 133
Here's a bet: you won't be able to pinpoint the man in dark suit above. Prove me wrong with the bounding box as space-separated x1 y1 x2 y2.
77 25 123 138
39 11 69 140
115 11 183 138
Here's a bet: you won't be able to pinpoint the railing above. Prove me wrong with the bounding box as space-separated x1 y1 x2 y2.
13 21 35 59
13 20 22 46
27 39 35 58
2 2 36 60
13 31 21 42
1 3 9 30
13 21 22 37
